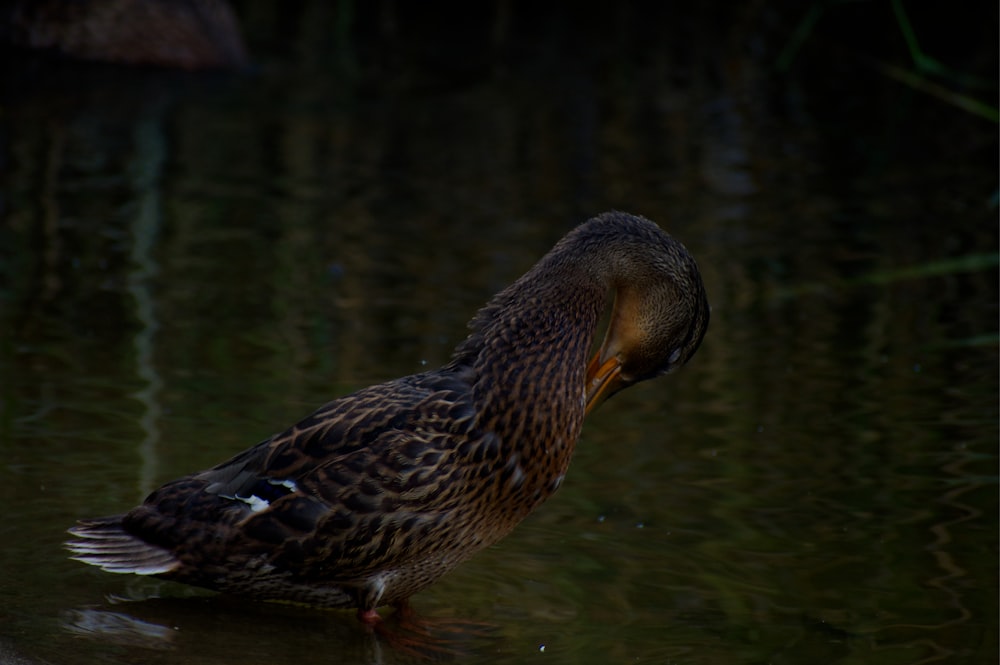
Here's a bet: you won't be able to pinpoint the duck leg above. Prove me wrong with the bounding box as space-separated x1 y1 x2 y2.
360 600 496 657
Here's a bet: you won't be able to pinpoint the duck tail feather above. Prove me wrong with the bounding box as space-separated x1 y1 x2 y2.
66 516 179 576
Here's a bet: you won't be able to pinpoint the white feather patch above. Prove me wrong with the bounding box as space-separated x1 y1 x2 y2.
221 493 270 512
243 495 270 512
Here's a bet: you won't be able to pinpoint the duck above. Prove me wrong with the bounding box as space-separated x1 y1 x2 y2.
6 0 249 70
66 211 709 626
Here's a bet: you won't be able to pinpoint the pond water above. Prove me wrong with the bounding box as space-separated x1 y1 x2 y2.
1 4 997 664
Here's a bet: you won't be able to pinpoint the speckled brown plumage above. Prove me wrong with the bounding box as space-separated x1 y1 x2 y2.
67 211 709 621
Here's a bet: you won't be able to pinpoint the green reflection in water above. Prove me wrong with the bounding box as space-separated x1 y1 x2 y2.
1 4 996 665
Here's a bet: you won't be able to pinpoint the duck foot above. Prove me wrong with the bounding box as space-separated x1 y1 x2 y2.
359 601 497 659
357 607 382 625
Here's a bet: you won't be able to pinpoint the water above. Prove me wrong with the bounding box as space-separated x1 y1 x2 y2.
1 5 997 664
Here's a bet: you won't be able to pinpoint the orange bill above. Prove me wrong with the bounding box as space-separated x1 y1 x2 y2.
584 352 624 415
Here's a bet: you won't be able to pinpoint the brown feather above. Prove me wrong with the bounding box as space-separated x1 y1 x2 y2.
66 211 709 615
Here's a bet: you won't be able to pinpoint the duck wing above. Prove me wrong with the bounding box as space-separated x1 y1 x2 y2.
70 365 483 596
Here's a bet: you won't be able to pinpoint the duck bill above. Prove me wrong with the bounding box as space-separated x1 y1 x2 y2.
585 352 625 415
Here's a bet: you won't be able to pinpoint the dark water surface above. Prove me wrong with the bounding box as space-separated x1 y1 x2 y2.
2 5 997 664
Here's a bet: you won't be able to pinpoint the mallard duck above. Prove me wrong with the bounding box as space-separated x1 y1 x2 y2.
67 211 709 625
7 0 248 70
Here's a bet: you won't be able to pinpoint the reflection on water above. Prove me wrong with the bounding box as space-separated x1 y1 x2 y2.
127 107 168 499
2 3 997 664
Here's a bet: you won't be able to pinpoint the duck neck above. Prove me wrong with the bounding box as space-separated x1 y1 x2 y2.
450 260 607 464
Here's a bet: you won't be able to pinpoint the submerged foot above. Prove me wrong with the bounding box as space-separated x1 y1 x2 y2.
359 601 498 659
